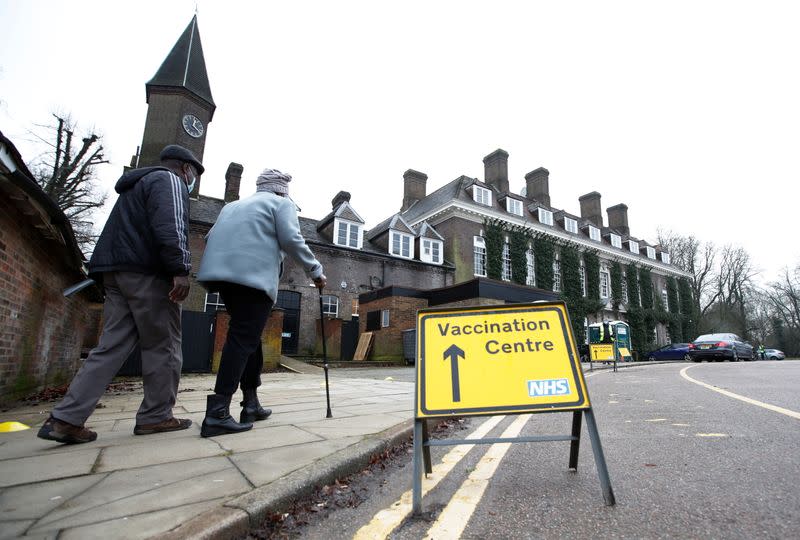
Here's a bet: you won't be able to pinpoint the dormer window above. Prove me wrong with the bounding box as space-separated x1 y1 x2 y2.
538 208 553 226
473 185 492 206
390 231 413 258
646 246 656 259
628 240 639 254
335 219 362 249
564 217 578 234
421 238 443 264
660 252 671 265
589 225 601 242
610 234 622 248
506 198 523 216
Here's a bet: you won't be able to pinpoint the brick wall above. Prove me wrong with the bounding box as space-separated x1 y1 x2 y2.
0 196 95 405
210 308 284 373
359 295 428 360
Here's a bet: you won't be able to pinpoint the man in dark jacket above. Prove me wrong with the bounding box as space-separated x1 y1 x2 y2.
38 145 202 444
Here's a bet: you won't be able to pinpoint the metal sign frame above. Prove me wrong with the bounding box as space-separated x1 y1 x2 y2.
412 301 615 514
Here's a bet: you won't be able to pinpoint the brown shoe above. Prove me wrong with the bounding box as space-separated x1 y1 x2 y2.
134 417 192 435
37 415 97 444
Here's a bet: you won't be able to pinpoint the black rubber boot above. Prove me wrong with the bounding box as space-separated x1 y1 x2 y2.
240 388 272 423
201 394 253 437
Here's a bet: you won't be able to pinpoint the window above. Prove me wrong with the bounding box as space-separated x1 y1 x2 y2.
610 234 622 249
526 247 535 286
564 217 578 234
335 220 361 248
204 292 225 312
473 185 492 206
321 295 339 317
502 242 512 281
661 252 671 265
553 259 561 292
351 299 359 317
381 309 390 327
646 246 656 259
390 231 412 258
622 275 629 304
580 264 587 297
421 239 442 264
662 289 669 311
628 240 639 254
538 208 554 226
506 198 523 216
366 310 380 331
474 236 486 277
600 270 610 298
589 226 601 242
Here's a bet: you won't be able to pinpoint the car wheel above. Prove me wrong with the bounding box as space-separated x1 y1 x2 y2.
732 351 739 362
684 354 691 362
648 356 656 362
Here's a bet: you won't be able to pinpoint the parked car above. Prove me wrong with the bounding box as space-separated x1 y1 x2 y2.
764 348 785 360
688 333 754 362
645 343 692 361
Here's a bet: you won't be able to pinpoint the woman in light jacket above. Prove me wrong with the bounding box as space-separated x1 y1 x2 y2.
197 169 326 437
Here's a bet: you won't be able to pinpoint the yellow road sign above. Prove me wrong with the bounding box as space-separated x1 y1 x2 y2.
590 344 615 361
416 302 590 418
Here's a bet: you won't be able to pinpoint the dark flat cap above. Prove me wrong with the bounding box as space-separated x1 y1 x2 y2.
159 144 204 175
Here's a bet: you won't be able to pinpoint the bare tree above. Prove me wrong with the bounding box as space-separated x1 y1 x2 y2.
31 114 109 251
763 265 800 353
657 229 718 317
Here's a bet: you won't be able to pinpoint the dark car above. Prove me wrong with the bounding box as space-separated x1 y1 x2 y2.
688 333 754 362
645 343 691 361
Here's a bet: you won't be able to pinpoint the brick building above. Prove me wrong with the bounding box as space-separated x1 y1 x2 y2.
0 130 101 405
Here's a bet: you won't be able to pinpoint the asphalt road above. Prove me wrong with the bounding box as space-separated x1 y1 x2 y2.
281 361 800 539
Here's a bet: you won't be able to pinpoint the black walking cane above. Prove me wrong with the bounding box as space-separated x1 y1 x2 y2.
318 288 333 418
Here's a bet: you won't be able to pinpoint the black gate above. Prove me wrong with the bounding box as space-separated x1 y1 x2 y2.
117 311 215 376
341 318 359 361
276 290 301 355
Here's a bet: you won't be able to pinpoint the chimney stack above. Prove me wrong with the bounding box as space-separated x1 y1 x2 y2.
331 190 351 210
525 167 550 206
607 203 629 235
579 191 603 227
401 169 427 212
224 162 243 202
483 149 509 194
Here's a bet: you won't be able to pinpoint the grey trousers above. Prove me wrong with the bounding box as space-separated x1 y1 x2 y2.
53 272 182 426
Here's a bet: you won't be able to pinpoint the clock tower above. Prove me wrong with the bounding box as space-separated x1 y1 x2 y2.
137 15 215 196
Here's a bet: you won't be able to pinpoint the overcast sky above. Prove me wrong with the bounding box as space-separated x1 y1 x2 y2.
1 1 797 283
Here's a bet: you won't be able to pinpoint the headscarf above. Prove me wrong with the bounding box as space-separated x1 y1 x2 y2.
256 168 292 194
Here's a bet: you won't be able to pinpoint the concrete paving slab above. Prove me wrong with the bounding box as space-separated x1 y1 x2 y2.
214 424 323 453
297 413 407 439
0 448 100 488
94 434 222 472
0 520 36 540
0 474 102 520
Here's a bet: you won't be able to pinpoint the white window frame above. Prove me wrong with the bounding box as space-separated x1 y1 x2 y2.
564 217 578 234
351 299 359 317
628 240 639 254
589 225 601 242
390 230 413 258
321 295 339 317
501 241 512 281
506 198 523 216
473 185 492 206
473 235 486 277
526 247 535 287
661 252 671 265
553 259 561 293
421 238 442 264
662 289 669 311
622 275 629 304
204 292 225 312
538 208 554 226
610 234 622 249
335 219 362 249
600 269 610 298
381 309 390 328
646 246 656 259
579 264 587 297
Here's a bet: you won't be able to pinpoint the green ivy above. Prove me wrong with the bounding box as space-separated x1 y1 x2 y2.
666 277 682 341
508 226 530 285
584 251 601 302
638 267 654 310
626 263 640 309
533 234 555 291
678 277 696 340
483 219 504 280
610 261 624 316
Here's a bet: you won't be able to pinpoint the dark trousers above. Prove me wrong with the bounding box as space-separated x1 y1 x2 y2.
215 283 274 396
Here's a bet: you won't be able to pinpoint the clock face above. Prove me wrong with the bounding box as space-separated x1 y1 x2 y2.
182 114 204 138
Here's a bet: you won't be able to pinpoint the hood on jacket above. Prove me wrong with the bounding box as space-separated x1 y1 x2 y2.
115 166 171 193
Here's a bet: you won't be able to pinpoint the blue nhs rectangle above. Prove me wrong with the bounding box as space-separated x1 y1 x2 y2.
528 378 570 397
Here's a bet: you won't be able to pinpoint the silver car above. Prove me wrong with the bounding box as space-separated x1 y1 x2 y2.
688 333 754 362
764 348 785 360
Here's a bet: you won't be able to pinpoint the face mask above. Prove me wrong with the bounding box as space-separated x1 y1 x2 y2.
186 171 196 194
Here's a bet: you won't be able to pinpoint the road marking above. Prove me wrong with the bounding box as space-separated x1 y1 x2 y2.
646 418 667 422
423 414 531 540
680 366 800 420
696 433 729 437
353 415 504 540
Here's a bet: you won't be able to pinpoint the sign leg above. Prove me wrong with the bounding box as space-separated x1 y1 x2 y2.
422 419 432 475
584 408 616 506
412 419 423 515
568 410 582 470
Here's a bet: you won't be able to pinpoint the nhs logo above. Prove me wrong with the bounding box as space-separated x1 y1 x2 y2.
528 378 570 397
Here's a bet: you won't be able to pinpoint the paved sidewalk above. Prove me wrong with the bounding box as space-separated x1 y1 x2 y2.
0 359 414 539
